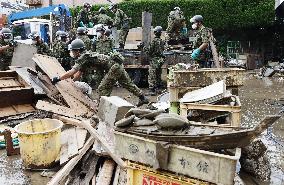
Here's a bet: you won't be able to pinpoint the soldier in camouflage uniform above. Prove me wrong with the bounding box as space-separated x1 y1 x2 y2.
0 28 15 71
143 26 165 95
93 7 113 26
51 39 149 106
30 31 51 55
76 27 96 86
77 2 92 27
109 4 130 49
190 15 210 68
166 7 185 42
52 31 72 71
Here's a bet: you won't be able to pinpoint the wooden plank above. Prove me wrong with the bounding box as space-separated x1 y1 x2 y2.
96 159 115 185
112 166 121 185
0 87 34 107
179 80 226 103
76 127 87 150
209 35 220 68
180 103 241 113
142 11 152 48
0 104 35 118
33 54 97 117
67 128 79 159
14 67 45 95
36 100 83 118
60 129 69 166
11 42 37 69
47 137 95 185
55 115 126 168
81 155 99 185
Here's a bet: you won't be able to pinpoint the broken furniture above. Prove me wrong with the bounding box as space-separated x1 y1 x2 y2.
167 68 245 114
0 71 35 118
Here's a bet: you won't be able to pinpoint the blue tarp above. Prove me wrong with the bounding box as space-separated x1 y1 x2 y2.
8 4 71 24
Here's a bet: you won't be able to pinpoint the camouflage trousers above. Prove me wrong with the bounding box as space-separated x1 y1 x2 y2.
0 58 12 71
81 68 107 89
98 63 143 97
118 29 129 46
148 57 164 89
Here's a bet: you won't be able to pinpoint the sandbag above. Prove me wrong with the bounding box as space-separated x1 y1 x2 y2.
124 108 153 117
154 113 189 129
133 118 154 127
115 115 135 127
138 110 165 120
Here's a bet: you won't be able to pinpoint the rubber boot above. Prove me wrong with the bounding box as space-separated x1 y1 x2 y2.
137 95 149 107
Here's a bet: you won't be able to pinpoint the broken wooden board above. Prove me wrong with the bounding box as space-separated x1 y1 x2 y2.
11 43 37 69
47 137 95 185
76 127 87 150
33 54 97 117
13 67 45 95
55 115 126 168
209 35 220 68
96 159 116 185
0 87 34 108
180 80 227 103
36 100 83 118
0 104 35 118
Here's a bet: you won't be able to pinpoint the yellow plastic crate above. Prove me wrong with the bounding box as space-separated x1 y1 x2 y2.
126 161 211 185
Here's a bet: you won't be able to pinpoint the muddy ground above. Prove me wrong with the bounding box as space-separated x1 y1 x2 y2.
0 72 284 185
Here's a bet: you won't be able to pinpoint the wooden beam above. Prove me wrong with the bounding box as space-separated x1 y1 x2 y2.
55 115 126 168
0 87 34 107
96 159 115 185
36 100 83 118
47 137 95 185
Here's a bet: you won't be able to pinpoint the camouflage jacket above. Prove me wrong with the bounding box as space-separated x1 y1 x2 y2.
113 9 129 30
34 41 51 55
193 25 210 49
93 13 113 25
95 37 114 55
72 51 111 73
0 40 14 60
78 9 90 25
77 35 93 51
52 40 69 59
144 37 165 58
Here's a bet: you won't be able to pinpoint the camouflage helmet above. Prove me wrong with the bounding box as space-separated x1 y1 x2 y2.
77 27 87 34
83 2 91 8
190 15 203 23
69 39 85 50
55 30 62 37
174 7 180 11
109 51 124 63
154 26 163 35
29 31 40 40
99 7 106 13
0 28 13 39
59 31 68 37
0 28 12 34
104 29 112 36
109 3 117 10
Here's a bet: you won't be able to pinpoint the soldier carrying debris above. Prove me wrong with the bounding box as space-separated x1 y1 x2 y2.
190 15 211 68
109 3 130 49
77 2 92 27
93 7 113 26
52 31 73 71
30 31 51 55
51 39 149 106
166 7 186 42
142 26 166 95
0 28 16 71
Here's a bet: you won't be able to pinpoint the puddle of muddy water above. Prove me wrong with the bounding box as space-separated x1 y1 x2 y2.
0 150 50 185
239 74 284 185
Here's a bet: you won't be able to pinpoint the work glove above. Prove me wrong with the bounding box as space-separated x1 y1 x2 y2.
88 22 94 28
191 48 201 60
79 21 85 27
51 76 61 85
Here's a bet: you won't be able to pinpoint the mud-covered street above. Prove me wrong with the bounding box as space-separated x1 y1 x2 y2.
0 72 284 185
